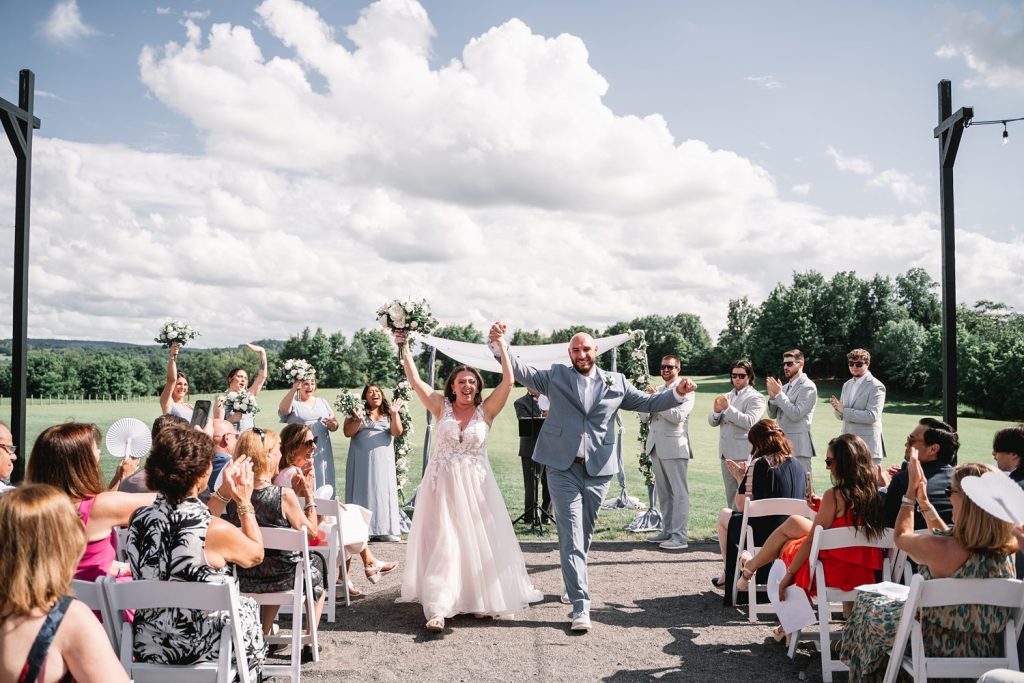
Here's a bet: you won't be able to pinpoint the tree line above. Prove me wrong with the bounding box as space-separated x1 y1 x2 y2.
0 267 1020 419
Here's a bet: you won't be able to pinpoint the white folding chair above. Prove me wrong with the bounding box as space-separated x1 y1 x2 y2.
731 497 815 619
114 526 130 562
786 525 896 682
242 526 320 682
882 573 1024 683
104 577 251 683
299 496 350 622
70 577 117 649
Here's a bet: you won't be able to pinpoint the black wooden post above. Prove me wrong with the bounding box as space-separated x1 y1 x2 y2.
0 70 40 481
932 80 972 432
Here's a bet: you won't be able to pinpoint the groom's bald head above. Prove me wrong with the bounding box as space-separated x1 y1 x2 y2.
568 333 598 374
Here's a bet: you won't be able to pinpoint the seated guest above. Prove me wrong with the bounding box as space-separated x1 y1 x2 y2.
275 423 396 597
880 417 956 528
0 484 129 683
127 427 266 678
118 414 190 493
208 418 238 496
27 423 156 580
216 428 326 647
992 424 1024 489
737 434 885 637
0 420 14 493
840 459 1017 679
713 419 806 600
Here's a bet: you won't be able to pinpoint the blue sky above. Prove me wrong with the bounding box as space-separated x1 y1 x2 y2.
0 0 1021 346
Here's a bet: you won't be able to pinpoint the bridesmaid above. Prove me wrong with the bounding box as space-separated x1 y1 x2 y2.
214 342 268 433
278 369 339 493
159 343 193 422
342 384 404 541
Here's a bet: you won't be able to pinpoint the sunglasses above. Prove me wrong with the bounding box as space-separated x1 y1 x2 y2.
252 427 265 443
303 437 319 448
660 364 678 371
944 485 960 497
782 361 798 368
730 373 748 379
848 361 866 368
825 457 835 467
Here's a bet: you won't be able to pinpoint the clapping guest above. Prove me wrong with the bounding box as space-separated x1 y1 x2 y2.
213 342 268 433
342 384 404 540
713 419 806 600
27 423 156 581
840 459 1017 678
0 484 129 683
879 417 956 529
128 427 266 678
159 342 194 423
278 370 339 492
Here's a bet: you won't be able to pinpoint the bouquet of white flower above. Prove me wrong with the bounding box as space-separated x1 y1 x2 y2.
154 320 199 348
333 392 364 420
223 389 259 416
281 358 316 383
376 298 438 337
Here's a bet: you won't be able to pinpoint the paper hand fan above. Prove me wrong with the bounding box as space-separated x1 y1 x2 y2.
314 485 334 500
105 418 152 459
960 471 1024 526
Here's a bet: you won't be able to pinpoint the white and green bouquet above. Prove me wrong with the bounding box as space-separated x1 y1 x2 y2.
281 358 316 383
377 298 438 337
333 392 365 421
154 320 199 347
223 389 259 416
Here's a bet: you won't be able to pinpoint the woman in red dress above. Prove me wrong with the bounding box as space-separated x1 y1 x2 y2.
737 433 886 603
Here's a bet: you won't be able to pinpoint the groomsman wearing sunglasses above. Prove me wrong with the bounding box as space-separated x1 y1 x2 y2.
766 350 818 476
830 348 887 462
707 360 765 509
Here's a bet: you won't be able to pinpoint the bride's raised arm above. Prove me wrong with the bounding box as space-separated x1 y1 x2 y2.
396 332 444 419
482 335 514 424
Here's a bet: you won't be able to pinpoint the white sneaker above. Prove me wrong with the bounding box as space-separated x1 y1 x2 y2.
570 611 591 632
560 593 571 605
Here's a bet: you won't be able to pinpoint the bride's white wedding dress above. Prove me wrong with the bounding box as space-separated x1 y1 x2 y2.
399 399 543 619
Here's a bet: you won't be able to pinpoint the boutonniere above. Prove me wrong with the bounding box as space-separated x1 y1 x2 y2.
604 376 615 389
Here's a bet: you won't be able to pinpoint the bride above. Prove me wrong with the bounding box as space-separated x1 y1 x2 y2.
394 330 542 632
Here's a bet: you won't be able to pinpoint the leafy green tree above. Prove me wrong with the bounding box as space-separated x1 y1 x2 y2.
27 351 80 397
714 297 759 369
873 319 928 391
351 328 395 387
896 268 941 329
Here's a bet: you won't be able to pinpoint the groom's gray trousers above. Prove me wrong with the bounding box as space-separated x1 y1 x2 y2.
547 460 612 615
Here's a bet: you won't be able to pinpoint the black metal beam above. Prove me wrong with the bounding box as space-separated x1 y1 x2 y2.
933 80 971 432
0 70 39 482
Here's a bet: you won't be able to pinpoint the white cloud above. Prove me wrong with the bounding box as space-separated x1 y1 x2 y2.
156 7 172 15
745 75 782 89
0 0 1019 346
40 0 98 44
825 145 874 175
937 8 1024 89
183 11 211 21
826 147 926 204
790 183 810 196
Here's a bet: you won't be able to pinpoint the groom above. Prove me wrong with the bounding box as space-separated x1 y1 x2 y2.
488 323 697 631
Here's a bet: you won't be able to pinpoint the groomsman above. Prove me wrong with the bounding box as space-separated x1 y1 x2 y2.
514 388 551 524
831 348 886 461
766 349 817 475
707 360 765 508
641 354 696 549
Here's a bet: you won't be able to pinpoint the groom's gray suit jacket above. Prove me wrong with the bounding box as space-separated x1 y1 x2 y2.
507 352 684 477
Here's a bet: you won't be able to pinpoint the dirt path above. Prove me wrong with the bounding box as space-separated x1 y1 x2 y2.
295 540 826 682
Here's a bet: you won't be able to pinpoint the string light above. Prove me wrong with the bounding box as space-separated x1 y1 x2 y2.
965 115 1024 145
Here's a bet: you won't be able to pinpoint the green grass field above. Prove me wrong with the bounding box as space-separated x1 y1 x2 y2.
9 375 1014 541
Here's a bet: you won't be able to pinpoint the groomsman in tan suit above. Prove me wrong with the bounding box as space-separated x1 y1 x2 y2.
830 348 886 461
766 349 818 475
642 355 696 550
708 360 766 509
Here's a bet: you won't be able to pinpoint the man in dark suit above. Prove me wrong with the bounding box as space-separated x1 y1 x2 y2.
880 417 956 528
992 424 1024 489
514 388 551 524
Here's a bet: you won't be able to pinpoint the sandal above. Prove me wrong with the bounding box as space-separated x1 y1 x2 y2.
711 575 726 589
342 581 363 597
736 551 754 591
771 625 787 643
365 560 398 585
425 615 445 632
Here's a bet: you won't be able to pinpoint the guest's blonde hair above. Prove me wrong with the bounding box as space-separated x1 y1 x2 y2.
0 484 86 619
235 428 272 479
953 462 1017 556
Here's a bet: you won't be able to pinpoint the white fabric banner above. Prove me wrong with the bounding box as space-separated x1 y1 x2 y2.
418 333 633 372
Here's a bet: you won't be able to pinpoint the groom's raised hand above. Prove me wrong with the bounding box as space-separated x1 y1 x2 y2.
674 378 698 396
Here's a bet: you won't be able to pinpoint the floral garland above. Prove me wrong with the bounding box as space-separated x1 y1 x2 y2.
622 330 654 487
391 372 413 503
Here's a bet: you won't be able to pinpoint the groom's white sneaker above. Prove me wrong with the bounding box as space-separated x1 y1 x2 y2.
570 611 591 632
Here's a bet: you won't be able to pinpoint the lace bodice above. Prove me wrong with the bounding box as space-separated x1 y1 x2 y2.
425 400 489 485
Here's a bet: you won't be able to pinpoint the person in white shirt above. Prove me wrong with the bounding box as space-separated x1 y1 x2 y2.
708 360 766 508
830 348 886 461
766 350 818 475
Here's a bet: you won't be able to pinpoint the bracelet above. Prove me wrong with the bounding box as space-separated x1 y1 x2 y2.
304 502 316 511
214 489 231 504
901 495 916 506
236 503 255 517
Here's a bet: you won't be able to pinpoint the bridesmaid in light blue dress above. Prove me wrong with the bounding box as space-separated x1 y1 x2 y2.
342 384 404 539
278 374 340 493
159 343 194 423
214 343 268 434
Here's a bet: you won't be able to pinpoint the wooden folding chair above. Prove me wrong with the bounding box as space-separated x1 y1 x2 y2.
882 574 1024 682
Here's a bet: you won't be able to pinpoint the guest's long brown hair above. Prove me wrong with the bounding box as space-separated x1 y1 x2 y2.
747 418 793 468
27 422 103 501
827 434 886 541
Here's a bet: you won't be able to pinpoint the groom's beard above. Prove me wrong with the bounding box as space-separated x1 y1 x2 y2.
573 358 594 374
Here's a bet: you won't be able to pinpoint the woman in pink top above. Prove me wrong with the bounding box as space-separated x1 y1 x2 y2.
27 422 156 580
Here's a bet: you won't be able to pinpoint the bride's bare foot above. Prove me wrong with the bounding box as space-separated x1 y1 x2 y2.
425 615 445 632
